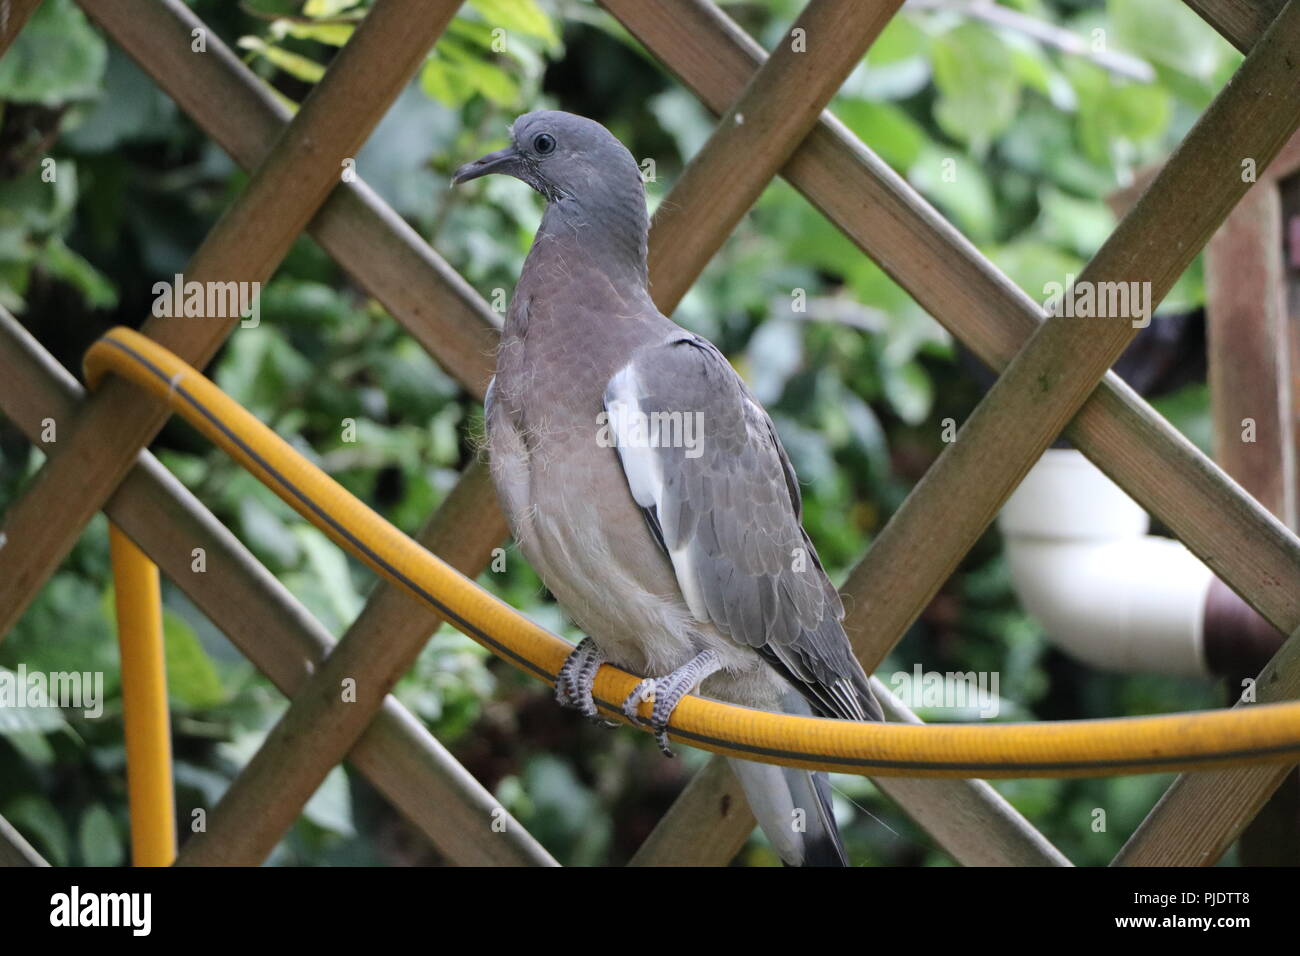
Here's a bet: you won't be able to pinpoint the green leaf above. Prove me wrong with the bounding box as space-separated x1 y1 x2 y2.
4 730 57 767
302 766 355 836
276 21 356 46
1006 35 1076 110
445 16 500 50
78 804 124 867
303 0 363 15
213 326 313 416
834 99 926 171
467 0 559 47
850 15 930 100
1151 383 1212 456
214 327 273 409
0 668 71 735
882 360 933 426
162 609 226 710
419 56 475 107
237 36 327 84
840 392 890 476
985 238 1085 305
1067 57 1172 169
238 495 302 569
0 0 107 105
1037 187 1115 257
0 260 29 311
4 574 118 690
36 236 119 309
907 147 997 243
1107 0 1234 82
999 102 1116 197
1102 83 1171 141
931 23 1021 152
437 40 520 106
294 526 363 626
64 46 179 153
865 13 929 65
0 163 80 242
744 319 804 404
648 88 716 159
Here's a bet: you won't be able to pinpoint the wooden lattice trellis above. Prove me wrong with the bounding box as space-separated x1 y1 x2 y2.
0 0 1298 867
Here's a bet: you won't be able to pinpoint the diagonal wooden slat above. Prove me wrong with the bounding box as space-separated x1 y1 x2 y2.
0 812 47 866
79 0 499 401
646 0 902 313
1182 0 1284 52
0 308 555 866
0 0 42 59
0 0 460 639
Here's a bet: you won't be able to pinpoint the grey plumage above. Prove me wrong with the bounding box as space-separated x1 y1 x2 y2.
455 110 880 866
607 335 882 726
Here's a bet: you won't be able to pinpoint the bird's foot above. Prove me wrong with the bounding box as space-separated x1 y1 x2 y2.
622 678 656 728
555 636 604 719
621 650 722 757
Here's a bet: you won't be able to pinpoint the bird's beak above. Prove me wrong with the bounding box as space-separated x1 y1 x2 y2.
451 144 521 185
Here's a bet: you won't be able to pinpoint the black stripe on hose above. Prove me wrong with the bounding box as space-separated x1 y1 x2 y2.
647 720 1300 774
98 335 1300 778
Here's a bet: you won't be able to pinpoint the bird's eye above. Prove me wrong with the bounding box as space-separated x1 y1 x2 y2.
532 133 556 155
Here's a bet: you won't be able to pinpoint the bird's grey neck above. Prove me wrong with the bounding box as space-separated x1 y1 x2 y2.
528 193 649 289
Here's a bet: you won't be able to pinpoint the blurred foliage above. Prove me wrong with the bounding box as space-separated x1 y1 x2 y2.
0 0 1236 866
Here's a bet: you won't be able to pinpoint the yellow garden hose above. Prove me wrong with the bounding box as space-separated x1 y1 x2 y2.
108 523 176 866
88 326 1300 778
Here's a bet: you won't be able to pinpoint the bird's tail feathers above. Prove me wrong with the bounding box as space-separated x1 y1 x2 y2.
727 688 848 866
728 758 847 867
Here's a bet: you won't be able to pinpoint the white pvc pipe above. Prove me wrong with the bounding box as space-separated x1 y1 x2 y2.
997 449 1213 678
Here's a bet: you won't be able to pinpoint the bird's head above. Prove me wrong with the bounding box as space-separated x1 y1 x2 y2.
451 110 644 207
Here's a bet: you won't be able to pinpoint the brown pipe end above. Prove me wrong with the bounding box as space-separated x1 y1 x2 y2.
1203 577 1287 677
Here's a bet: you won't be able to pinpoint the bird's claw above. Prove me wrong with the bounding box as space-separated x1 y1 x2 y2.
621 649 724 758
555 636 604 719
622 678 674 755
621 678 656 719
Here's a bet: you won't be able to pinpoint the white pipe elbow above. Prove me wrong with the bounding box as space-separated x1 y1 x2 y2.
998 450 1213 678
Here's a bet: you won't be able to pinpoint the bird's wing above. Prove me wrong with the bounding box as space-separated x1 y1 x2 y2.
604 334 881 722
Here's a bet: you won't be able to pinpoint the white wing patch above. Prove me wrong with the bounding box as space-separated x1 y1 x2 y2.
605 361 710 624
